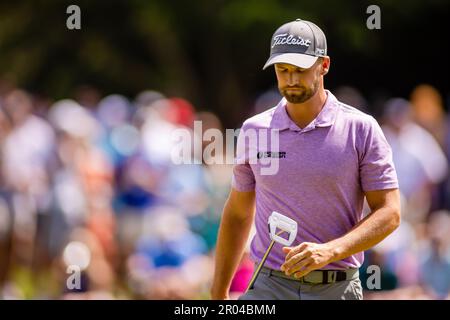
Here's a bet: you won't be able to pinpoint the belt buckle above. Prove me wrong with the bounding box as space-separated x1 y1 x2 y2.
298 271 339 284
298 276 311 284
298 273 316 284
325 271 337 284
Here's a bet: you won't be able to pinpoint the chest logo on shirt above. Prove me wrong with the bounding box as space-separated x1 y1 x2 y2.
257 151 286 159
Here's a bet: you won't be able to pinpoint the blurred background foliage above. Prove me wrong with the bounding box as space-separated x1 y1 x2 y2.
0 0 448 126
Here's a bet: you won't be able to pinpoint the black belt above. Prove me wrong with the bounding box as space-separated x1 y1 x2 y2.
261 267 359 284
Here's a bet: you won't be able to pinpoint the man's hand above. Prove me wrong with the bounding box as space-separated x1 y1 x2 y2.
280 242 336 278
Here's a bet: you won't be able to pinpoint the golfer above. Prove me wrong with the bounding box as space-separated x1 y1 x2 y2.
210 18 401 300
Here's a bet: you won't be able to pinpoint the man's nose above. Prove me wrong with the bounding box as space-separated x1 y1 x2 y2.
287 72 300 86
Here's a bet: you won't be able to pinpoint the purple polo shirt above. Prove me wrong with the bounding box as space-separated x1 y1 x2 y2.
232 90 399 270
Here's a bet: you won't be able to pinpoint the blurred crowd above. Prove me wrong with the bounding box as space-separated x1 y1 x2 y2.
0 81 233 299
0 78 449 300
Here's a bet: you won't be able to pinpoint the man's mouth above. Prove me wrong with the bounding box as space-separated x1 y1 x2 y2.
285 87 303 90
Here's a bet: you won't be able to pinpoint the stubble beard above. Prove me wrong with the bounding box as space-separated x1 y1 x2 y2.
280 79 320 104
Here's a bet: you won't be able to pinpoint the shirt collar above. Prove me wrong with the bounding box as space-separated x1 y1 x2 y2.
271 90 339 132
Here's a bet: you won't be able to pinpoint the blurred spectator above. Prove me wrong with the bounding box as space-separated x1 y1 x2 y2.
252 89 282 115
334 85 368 113
420 237 450 299
418 210 450 299
381 97 448 222
2 90 55 273
74 85 102 111
410 84 447 147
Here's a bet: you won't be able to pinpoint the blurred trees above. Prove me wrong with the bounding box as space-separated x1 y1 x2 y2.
0 0 448 126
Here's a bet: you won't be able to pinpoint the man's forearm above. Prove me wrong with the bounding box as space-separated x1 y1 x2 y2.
327 205 401 263
211 205 254 299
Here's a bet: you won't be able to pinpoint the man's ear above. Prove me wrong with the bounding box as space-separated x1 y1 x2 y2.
321 56 330 75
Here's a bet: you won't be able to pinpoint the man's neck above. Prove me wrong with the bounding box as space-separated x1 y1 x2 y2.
285 88 328 129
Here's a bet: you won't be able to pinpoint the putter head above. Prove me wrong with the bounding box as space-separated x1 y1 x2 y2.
268 211 297 246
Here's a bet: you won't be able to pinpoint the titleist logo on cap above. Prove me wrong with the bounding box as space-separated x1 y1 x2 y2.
272 33 311 48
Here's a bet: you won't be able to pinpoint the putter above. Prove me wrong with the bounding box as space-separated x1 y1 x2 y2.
245 211 298 292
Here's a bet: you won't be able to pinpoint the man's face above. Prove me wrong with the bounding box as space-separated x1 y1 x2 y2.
275 57 329 104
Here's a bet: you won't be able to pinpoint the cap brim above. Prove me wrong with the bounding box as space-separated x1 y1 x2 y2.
263 53 318 70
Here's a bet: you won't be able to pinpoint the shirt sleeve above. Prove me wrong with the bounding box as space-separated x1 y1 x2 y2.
359 117 399 192
231 124 256 192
